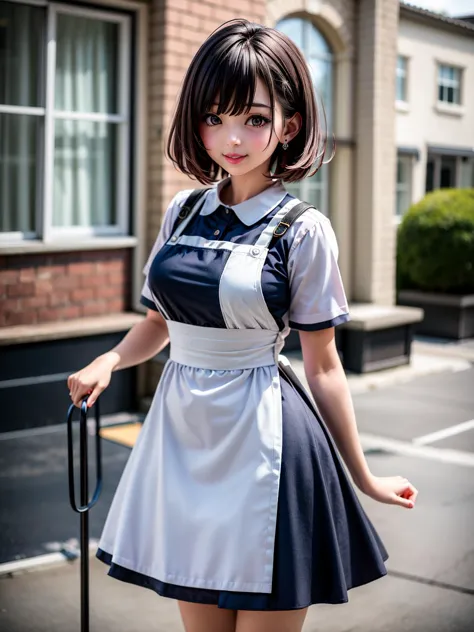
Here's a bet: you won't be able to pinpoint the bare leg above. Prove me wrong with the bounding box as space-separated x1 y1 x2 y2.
178 601 237 632
236 608 308 632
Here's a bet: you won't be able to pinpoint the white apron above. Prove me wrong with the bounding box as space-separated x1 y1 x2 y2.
98 199 300 593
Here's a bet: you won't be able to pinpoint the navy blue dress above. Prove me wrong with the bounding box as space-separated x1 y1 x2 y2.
97 179 388 610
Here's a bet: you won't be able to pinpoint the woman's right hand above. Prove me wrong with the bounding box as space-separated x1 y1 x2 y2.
67 353 118 408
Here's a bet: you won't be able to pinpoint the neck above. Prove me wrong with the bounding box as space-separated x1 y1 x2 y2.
222 164 277 205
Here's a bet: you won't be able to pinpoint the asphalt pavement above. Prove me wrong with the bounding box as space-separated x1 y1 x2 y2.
1 338 473 632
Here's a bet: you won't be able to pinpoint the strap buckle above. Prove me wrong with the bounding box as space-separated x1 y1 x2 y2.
177 207 190 220
273 221 290 238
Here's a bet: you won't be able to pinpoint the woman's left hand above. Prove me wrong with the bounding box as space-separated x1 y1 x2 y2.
361 475 418 509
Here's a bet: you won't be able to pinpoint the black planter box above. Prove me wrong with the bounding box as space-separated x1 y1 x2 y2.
398 290 474 340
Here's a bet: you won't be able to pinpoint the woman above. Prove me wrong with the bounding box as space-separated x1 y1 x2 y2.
68 19 418 632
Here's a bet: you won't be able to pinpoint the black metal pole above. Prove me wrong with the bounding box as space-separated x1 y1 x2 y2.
79 404 89 632
67 398 102 632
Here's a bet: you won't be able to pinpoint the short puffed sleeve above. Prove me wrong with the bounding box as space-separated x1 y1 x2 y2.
140 189 194 311
287 213 350 331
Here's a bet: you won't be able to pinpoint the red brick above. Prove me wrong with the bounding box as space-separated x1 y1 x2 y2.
60 306 81 320
95 286 120 300
79 274 105 288
35 280 54 295
71 288 95 302
48 292 69 307
4 310 37 326
7 283 35 298
55 275 81 290
38 308 62 323
95 260 124 273
0 298 19 313
67 262 96 276
0 270 20 284
108 272 125 287
21 295 49 309
82 302 108 317
38 265 66 279
107 299 125 313
19 268 36 282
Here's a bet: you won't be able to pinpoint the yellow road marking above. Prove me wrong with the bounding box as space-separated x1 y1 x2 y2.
100 422 142 448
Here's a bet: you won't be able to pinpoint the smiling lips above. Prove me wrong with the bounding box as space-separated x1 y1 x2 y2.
223 154 247 164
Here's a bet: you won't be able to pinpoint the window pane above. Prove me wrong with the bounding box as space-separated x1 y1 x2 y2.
460 159 474 188
440 156 456 188
276 18 303 51
396 75 406 101
426 158 434 192
0 113 39 232
55 14 119 113
306 21 330 58
0 1 45 107
53 119 117 227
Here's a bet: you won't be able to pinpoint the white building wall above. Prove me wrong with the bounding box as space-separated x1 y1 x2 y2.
396 16 474 204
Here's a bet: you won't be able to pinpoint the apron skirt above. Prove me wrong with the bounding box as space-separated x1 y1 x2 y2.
97 360 388 610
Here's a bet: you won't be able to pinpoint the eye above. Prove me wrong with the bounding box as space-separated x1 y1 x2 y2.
247 115 271 128
203 113 221 126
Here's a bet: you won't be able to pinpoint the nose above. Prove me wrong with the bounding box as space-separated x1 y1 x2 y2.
227 127 241 147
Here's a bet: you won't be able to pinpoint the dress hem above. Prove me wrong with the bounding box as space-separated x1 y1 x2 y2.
96 547 388 611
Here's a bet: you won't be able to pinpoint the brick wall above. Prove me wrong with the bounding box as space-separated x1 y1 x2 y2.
0 250 131 327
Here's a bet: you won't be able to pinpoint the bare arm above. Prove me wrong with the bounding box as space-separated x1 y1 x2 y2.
104 309 169 372
68 310 169 407
299 327 418 509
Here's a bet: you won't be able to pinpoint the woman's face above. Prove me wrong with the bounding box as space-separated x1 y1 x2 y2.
198 77 287 177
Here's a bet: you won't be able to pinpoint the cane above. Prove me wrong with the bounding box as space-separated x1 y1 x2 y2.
67 398 103 632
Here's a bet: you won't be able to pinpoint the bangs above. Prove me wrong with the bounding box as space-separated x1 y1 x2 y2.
194 41 275 119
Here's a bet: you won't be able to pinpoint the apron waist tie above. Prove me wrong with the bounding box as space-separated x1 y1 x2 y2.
167 321 282 370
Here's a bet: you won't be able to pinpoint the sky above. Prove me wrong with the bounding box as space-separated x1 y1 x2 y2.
404 0 474 16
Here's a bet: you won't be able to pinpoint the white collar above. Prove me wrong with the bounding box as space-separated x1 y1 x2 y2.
199 177 288 226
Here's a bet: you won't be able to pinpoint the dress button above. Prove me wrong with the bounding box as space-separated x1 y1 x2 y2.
225 208 230 214
214 229 220 236
251 247 260 256
170 236 178 242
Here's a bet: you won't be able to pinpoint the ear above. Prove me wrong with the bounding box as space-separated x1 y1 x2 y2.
282 112 302 143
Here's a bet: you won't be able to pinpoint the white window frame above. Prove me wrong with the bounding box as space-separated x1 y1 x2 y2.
0 0 131 243
437 63 462 106
396 55 408 103
395 154 413 219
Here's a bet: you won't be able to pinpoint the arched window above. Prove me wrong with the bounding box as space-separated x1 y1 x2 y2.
276 17 333 216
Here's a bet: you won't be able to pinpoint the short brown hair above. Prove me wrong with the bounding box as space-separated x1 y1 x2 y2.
166 19 330 185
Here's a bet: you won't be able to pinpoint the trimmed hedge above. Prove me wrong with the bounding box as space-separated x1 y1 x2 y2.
396 188 474 294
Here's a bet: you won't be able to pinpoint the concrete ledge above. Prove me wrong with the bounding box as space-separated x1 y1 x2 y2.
399 290 474 308
0 236 138 256
0 313 144 346
340 303 424 331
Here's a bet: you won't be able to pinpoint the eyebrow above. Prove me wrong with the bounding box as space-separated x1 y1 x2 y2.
212 102 272 109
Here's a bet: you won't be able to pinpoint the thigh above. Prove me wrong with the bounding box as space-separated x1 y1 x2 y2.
178 601 237 632
236 608 308 632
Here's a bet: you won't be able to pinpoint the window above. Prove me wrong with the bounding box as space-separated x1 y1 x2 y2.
276 17 333 217
438 64 461 105
396 56 408 102
396 155 412 217
0 1 131 242
425 153 472 192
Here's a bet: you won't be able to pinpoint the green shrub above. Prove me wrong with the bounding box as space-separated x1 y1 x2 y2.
396 188 474 294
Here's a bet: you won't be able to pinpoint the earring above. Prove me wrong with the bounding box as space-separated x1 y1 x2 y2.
282 139 289 150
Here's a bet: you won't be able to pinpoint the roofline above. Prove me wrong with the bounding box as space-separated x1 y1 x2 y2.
400 2 474 37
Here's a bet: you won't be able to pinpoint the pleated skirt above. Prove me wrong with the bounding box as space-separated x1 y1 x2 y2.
97 362 388 610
